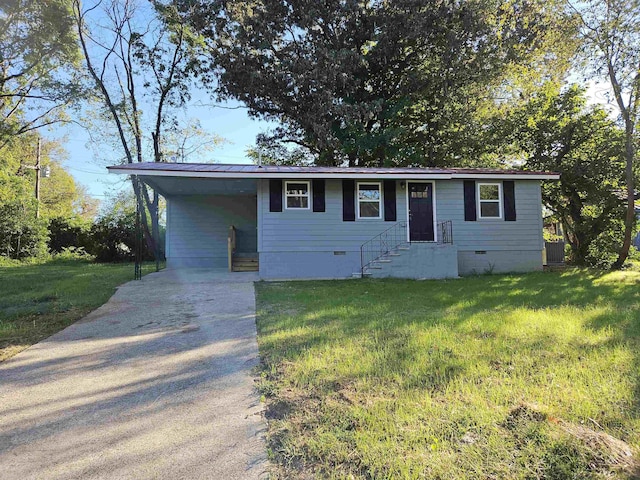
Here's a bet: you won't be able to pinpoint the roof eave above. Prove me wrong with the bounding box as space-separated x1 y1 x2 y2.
107 167 560 181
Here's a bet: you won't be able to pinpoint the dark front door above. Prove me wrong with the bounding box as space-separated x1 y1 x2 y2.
408 182 434 241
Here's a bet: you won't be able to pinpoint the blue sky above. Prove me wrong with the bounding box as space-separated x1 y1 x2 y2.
46 100 272 200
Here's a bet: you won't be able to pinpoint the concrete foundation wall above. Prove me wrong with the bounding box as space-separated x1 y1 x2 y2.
259 251 361 279
458 249 543 275
368 243 458 279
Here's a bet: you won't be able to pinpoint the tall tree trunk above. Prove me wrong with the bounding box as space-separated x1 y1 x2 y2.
612 127 636 269
131 178 156 255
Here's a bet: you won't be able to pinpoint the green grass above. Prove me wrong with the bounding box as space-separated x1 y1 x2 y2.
256 268 640 479
0 258 159 361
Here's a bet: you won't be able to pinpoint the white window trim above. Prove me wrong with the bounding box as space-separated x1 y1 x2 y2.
356 181 383 219
284 180 311 210
477 182 503 219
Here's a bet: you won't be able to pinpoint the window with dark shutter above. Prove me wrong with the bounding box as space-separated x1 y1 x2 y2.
269 179 282 212
383 180 396 221
312 179 325 212
342 179 355 221
503 181 516 221
463 180 477 221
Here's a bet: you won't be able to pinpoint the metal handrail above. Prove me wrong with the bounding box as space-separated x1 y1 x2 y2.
359 220 454 277
360 222 408 276
437 220 453 245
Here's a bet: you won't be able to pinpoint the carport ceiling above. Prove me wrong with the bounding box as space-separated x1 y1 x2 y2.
140 176 257 196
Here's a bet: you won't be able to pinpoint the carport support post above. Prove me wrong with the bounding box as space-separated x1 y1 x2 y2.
134 176 143 280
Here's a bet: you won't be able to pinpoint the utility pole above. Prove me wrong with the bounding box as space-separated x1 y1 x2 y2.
35 138 41 218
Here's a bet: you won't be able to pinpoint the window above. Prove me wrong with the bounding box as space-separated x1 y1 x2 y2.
357 182 382 219
477 183 502 219
285 181 310 209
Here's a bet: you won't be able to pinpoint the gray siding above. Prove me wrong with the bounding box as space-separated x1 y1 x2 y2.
166 195 257 268
258 179 408 253
435 180 544 274
435 180 543 251
258 178 544 278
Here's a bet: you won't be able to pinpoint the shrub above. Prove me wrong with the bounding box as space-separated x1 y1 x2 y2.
53 246 94 261
47 217 91 253
0 201 48 260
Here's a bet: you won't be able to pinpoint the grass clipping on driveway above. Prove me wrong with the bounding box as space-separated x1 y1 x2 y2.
256 270 640 479
0 259 152 361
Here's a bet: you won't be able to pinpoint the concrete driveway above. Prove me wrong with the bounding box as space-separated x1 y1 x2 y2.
0 269 267 480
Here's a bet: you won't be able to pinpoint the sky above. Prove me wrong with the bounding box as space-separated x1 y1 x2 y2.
45 99 272 201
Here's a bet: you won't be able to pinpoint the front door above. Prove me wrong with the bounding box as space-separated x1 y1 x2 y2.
408 182 434 241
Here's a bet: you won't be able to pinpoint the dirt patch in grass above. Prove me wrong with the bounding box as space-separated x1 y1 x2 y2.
504 403 639 479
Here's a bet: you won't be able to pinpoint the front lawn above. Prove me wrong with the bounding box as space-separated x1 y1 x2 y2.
0 258 158 361
256 269 640 479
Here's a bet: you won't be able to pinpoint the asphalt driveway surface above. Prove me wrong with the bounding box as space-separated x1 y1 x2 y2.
0 269 267 480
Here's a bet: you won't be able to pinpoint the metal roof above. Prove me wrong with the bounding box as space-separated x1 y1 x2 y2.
107 162 560 180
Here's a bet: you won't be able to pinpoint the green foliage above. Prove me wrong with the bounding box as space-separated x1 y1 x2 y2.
0 134 90 261
0 0 82 140
82 190 162 263
87 211 138 263
572 0 640 268
47 216 90 254
180 0 576 166
39 160 79 219
0 200 48 259
512 85 628 268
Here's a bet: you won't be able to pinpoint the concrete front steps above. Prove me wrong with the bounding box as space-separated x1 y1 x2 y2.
361 243 458 279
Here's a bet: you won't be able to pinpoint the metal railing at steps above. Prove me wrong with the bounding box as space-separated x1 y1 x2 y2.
360 222 408 277
359 220 454 277
438 220 454 245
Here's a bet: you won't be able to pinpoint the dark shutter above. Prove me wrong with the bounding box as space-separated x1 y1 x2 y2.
383 180 396 221
312 179 325 212
342 179 355 221
463 180 477 221
269 179 282 212
503 180 516 221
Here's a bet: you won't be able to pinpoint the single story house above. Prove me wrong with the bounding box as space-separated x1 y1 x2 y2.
107 163 559 279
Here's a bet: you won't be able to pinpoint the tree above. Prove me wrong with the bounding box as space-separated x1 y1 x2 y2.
176 0 576 167
0 134 46 258
85 189 163 262
568 0 640 268
0 0 82 144
162 118 225 162
0 132 93 260
514 85 627 267
72 0 204 264
73 185 101 220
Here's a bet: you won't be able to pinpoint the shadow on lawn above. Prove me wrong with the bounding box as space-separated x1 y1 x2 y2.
0 259 161 360
257 269 640 413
